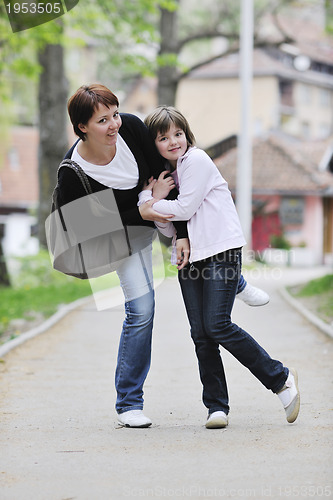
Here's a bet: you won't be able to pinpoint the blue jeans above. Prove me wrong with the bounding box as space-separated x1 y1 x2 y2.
178 249 288 415
115 228 155 414
237 273 247 293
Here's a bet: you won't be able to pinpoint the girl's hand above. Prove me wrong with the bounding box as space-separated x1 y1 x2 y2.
176 238 190 270
152 171 175 200
143 176 156 191
139 199 173 223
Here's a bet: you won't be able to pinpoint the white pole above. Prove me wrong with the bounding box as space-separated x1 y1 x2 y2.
236 0 254 253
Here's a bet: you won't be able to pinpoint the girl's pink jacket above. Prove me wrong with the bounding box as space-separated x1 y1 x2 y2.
139 147 246 264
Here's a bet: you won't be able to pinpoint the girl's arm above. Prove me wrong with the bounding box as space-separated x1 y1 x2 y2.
152 149 217 221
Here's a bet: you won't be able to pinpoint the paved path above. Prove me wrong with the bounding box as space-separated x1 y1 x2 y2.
1 266 332 500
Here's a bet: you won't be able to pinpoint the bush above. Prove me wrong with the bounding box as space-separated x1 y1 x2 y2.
270 234 291 250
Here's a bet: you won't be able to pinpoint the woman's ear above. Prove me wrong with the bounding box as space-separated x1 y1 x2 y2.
78 123 87 134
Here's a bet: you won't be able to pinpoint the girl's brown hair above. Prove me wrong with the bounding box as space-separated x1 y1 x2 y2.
144 106 196 147
67 84 119 141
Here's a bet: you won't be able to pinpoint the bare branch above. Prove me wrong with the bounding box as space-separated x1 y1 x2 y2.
178 43 240 80
271 9 294 44
177 34 296 82
178 30 239 51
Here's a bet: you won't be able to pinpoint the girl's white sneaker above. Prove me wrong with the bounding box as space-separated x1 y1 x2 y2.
205 411 228 429
237 283 270 306
277 368 300 423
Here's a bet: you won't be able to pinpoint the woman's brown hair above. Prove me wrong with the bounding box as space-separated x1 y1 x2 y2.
67 84 119 141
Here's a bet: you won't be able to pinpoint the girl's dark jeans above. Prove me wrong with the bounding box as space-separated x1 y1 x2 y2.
178 249 288 415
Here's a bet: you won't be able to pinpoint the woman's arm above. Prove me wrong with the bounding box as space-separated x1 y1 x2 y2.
119 114 188 237
57 167 91 206
138 188 175 237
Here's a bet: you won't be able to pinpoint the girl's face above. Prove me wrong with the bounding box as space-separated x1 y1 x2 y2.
155 123 188 168
78 103 122 147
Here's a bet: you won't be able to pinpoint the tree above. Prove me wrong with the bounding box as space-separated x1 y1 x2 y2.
325 0 333 33
156 0 309 106
0 0 327 275
38 42 68 246
0 8 70 252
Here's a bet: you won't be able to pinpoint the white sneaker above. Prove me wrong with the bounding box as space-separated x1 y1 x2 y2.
117 410 152 428
205 411 228 429
277 368 300 423
237 283 270 306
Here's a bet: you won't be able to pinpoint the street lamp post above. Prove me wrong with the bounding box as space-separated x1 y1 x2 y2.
236 0 254 255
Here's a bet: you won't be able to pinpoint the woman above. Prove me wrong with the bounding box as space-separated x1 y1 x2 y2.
57 84 189 428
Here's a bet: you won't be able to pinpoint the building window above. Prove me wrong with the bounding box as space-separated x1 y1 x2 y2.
319 123 330 139
30 223 38 237
301 121 311 139
279 80 294 107
319 88 330 107
328 155 333 174
300 84 312 104
280 197 305 225
8 147 20 170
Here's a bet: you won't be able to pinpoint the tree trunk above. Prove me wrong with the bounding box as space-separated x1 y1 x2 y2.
0 225 10 287
157 4 180 106
38 43 68 247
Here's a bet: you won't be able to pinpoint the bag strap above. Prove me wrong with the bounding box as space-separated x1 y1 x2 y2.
57 159 93 195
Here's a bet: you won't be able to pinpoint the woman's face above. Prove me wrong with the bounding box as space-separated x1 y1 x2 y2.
79 103 122 147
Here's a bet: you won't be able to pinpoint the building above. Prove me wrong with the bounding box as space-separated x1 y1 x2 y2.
176 47 333 148
175 15 333 264
214 132 333 265
0 126 39 256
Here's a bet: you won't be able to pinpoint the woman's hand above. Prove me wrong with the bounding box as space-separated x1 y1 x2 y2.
152 171 175 200
176 238 190 270
139 199 173 223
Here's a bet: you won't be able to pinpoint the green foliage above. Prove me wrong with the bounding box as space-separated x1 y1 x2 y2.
295 274 333 297
270 234 291 250
288 274 333 326
0 5 65 126
0 281 91 332
0 243 177 339
156 53 179 68
325 0 333 33
10 250 66 288
0 0 163 116
157 0 178 11
0 250 99 338
1 0 325 121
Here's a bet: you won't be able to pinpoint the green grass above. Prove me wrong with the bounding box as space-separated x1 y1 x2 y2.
288 274 333 326
0 282 92 329
293 274 333 297
0 244 177 341
0 251 98 339
3 248 332 341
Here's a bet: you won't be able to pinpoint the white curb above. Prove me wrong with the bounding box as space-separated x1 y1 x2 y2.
279 287 333 340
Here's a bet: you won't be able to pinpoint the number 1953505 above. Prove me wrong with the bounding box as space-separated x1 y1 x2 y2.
6 2 62 14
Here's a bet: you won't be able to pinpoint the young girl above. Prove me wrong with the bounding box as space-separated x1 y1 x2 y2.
140 106 300 429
